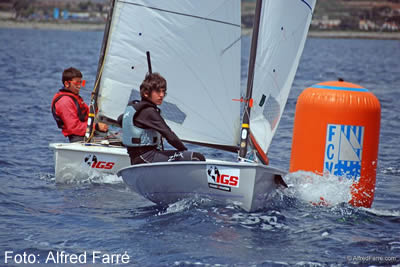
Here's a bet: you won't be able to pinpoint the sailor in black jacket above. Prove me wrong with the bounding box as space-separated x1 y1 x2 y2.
121 73 205 165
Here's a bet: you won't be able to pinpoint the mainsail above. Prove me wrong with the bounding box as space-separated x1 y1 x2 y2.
249 0 316 154
96 0 241 149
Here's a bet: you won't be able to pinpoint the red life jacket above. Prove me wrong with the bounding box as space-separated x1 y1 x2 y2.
51 89 89 129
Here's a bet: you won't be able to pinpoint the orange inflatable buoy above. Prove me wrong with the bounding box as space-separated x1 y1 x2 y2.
289 81 381 208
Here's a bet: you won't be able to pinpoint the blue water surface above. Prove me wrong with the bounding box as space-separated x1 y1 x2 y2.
0 28 400 266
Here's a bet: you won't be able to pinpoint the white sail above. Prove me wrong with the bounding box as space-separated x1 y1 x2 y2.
250 0 316 153
97 0 241 148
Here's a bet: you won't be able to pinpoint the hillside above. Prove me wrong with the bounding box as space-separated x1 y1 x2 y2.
242 0 400 31
1 0 399 32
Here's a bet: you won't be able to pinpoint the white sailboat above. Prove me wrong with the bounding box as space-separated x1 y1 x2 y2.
49 0 316 212
116 0 316 212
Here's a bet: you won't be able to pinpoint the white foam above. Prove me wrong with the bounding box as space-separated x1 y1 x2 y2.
226 211 288 230
159 198 211 215
362 207 400 217
55 164 123 185
86 172 123 184
382 167 400 175
284 171 354 206
162 199 191 214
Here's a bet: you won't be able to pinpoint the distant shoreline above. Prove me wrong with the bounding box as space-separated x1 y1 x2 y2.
308 30 400 40
0 20 106 31
1 20 400 40
240 28 400 40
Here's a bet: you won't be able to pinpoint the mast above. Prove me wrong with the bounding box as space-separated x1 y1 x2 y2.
238 0 263 159
85 0 116 141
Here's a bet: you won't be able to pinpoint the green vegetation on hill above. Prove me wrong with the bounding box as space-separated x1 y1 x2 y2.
2 0 399 32
242 0 400 32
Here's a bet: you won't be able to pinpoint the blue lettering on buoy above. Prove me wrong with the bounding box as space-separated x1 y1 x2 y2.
328 124 336 141
323 124 364 180
327 144 334 160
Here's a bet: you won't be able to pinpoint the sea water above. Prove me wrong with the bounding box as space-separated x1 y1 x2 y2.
0 28 399 266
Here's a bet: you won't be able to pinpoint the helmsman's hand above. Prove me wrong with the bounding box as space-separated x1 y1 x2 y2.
97 122 109 132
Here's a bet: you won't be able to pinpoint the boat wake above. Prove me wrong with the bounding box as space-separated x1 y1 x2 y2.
154 196 289 232
85 173 123 185
106 171 400 228
225 210 288 231
382 166 400 176
157 197 215 215
361 207 400 217
52 164 123 185
152 169 357 216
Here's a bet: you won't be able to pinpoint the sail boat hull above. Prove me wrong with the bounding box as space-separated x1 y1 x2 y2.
49 142 130 182
118 160 286 212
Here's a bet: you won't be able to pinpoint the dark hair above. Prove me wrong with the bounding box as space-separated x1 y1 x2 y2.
140 72 167 99
62 67 82 85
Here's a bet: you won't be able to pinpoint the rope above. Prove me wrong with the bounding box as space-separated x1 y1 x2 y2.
85 55 107 143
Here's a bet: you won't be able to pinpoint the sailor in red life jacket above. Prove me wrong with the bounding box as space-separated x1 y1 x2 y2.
51 67 108 142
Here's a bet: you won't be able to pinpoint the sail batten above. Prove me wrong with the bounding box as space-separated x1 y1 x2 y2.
119 1 241 27
300 0 313 11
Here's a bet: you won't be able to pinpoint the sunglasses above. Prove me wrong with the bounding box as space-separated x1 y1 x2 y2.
69 80 86 87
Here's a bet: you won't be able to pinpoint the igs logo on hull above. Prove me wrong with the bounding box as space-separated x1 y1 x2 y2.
207 165 240 191
84 154 115 170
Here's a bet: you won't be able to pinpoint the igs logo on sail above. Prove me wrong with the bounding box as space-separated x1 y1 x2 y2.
207 165 240 192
